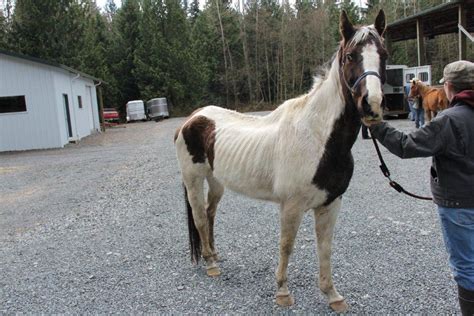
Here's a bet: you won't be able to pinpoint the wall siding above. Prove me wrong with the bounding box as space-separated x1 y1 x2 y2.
0 55 60 151
0 54 101 152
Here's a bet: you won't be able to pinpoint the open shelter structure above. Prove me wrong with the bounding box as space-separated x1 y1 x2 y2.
385 0 474 65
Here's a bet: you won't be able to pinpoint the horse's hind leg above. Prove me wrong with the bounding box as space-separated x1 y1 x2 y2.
206 175 224 262
275 199 304 306
313 198 348 312
184 175 220 276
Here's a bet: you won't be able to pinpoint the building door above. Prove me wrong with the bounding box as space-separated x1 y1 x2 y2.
63 94 73 138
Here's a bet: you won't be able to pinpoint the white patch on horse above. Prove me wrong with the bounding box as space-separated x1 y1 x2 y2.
361 43 383 108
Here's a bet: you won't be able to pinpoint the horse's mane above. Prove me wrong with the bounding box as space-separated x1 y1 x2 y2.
347 26 382 49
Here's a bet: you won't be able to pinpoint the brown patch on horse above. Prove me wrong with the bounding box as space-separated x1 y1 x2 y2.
174 108 204 143
181 115 216 169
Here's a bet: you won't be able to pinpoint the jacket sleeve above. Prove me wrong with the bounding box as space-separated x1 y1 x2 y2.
369 116 451 159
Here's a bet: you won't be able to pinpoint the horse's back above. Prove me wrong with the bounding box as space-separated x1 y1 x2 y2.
437 88 448 110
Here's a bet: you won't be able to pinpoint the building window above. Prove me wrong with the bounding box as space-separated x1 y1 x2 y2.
0 95 27 114
78 96 83 109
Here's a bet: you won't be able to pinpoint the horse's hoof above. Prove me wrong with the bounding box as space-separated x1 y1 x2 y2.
206 267 221 277
276 294 295 307
329 300 348 313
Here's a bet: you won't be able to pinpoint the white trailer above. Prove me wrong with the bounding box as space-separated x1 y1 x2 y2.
383 64 432 118
146 97 169 121
403 65 432 86
126 100 146 122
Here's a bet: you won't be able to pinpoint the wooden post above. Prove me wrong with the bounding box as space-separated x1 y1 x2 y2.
384 33 392 64
97 84 105 132
458 4 467 60
416 18 426 66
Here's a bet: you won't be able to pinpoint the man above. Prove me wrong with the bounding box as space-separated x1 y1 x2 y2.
409 78 425 128
405 80 417 121
366 60 474 315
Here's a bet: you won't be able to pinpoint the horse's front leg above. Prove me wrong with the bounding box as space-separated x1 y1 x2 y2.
275 200 304 307
425 109 432 122
206 175 224 262
313 198 348 312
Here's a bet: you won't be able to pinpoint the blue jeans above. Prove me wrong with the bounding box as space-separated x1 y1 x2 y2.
438 206 474 290
414 108 425 128
408 100 416 121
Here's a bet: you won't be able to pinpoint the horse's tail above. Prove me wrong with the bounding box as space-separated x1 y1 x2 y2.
184 184 201 264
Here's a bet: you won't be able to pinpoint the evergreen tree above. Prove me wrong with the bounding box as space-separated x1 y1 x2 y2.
135 0 168 103
105 0 118 23
190 7 221 104
0 10 7 49
109 0 141 115
340 0 360 25
188 0 200 23
8 0 86 67
79 2 116 107
161 0 208 109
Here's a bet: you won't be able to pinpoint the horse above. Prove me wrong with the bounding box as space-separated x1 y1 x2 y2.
174 10 387 312
409 78 448 122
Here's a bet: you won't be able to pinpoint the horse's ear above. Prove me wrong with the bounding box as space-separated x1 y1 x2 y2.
374 9 386 37
340 10 355 42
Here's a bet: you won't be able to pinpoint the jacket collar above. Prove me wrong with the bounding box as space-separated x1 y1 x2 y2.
451 90 474 108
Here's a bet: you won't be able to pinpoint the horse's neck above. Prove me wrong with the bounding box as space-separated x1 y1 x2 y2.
418 84 433 96
305 62 358 144
265 59 359 152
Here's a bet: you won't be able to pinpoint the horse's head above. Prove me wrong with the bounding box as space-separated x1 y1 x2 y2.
339 10 387 124
409 78 420 99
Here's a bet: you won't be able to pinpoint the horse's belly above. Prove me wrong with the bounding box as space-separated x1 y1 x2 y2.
212 164 277 202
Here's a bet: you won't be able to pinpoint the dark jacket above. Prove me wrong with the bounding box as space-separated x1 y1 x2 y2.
370 91 474 208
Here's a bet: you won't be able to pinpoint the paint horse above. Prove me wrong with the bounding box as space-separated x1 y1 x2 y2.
175 10 387 312
409 78 448 122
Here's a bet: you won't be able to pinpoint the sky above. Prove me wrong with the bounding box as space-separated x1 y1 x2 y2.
96 0 116 11
94 0 367 12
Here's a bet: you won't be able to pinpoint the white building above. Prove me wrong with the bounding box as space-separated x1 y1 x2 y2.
0 50 102 152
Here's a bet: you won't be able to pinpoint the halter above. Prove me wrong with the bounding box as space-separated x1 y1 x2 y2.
341 68 382 95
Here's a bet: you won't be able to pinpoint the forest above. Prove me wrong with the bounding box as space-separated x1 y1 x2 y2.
0 0 471 116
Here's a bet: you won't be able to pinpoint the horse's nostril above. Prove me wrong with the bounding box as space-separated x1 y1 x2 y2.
362 97 371 112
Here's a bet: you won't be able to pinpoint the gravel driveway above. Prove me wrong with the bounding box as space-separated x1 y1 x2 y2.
0 116 458 313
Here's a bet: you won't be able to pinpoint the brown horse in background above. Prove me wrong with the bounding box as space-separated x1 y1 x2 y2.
409 79 448 122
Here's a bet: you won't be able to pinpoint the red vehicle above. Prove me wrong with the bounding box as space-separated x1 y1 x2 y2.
103 108 120 122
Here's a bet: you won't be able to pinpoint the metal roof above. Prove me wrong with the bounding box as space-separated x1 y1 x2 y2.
386 0 474 42
0 49 103 83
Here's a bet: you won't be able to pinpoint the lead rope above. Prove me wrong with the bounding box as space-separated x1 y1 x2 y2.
369 129 433 201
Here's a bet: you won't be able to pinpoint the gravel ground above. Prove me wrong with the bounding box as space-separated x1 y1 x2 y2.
0 116 458 314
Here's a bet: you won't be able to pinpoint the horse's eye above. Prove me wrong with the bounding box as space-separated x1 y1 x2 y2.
346 53 354 62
